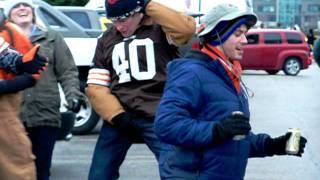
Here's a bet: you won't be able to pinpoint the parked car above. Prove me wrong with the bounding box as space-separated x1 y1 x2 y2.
1 0 101 135
242 29 312 75
55 6 108 33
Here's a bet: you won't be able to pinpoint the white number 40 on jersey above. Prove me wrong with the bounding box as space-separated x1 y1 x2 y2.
112 38 156 83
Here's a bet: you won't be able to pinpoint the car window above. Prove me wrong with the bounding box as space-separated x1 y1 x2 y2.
246 34 259 44
264 33 282 44
62 11 92 29
286 32 302 44
39 7 66 29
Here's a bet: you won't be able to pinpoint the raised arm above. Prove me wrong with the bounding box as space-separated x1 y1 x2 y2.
0 39 46 75
144 1 196 46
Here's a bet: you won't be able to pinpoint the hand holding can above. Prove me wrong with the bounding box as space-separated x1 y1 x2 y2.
285 128 301 155
232 111 247 141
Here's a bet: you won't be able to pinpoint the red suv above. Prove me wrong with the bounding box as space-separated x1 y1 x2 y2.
242 29 312 75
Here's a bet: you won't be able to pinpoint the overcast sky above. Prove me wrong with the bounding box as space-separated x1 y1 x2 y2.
86 0 252 14
154 0 251 13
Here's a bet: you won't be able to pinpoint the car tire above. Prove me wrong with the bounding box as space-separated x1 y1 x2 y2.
266 70 279 75
72 94 100 135
71 80 100 135
283 57 301 76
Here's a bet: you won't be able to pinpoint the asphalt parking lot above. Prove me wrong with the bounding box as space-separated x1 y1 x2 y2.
52 64 320 180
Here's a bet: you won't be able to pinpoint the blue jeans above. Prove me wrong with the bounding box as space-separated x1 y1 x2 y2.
88 117 162 180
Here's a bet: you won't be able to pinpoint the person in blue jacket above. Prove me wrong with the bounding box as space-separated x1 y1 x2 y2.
154 3 307 180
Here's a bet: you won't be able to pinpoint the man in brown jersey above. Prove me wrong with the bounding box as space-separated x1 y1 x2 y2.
86 0 195 179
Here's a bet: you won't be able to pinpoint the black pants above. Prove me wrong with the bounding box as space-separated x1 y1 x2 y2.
26 126 59 180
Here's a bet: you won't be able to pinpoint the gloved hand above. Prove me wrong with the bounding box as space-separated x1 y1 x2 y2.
16 45 48 74
67 98 84 113
0 46 22 73
111 112 138 137
0 74 36 94
265 132 307 157
212 113 251 144
140 0 151 14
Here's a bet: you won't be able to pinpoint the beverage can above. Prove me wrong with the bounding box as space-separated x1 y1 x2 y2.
285 128 301 155
232 111 246 141
233 135 245 140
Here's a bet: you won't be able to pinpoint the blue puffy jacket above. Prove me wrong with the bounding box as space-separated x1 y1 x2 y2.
155 50 271 180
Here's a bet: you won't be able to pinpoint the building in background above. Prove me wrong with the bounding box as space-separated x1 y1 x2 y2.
252 0 277 27
277 0 301 28
301 0 320 32
252 0 320 32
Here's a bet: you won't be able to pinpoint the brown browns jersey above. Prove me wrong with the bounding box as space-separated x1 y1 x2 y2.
87 25 179 117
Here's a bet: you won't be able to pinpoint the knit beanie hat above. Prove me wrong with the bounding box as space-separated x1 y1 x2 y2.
4 0 33 18
105 0 144 20
197 3 257 45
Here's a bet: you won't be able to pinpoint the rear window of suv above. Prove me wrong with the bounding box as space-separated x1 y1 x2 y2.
264 33 282 44
247 34 259 44
285 32 303 44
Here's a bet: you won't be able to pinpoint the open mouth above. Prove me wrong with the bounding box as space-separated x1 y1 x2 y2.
236 47 243 53
17 12 29 17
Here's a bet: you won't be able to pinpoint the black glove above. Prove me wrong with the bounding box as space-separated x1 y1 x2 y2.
16 53 47 74
67 98 84 113
212 113 251 144
265 132 307 157
0 74 36 94
0 48 22 73
111 112 138 136
140 0 151 14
